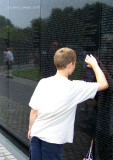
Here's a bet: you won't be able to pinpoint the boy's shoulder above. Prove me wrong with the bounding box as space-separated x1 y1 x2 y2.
40 76 54 81
39 76 55 84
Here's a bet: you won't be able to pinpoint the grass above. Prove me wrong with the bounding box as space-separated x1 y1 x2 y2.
12 68 40 81
12 63 83 81
69 62 83 80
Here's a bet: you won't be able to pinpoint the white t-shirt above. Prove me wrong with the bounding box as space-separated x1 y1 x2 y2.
6 51 14 62
29 76 99 144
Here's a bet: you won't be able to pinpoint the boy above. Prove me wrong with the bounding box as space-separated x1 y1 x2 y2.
28 47 108 160
6 48 14 78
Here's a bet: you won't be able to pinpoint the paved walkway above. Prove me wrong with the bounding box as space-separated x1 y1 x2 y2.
0 133 28 160
0 65 35 160
0 71 37 146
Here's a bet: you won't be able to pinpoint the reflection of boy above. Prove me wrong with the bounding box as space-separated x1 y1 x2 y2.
28 48 108 160
6 48 14 78
2 49 7 75
50 41 59 53
47 41 60 77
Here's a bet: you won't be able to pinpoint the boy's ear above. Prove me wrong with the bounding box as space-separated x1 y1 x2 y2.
67 62 73 68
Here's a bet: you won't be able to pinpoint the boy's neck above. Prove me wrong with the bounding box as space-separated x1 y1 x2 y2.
55 70 69 78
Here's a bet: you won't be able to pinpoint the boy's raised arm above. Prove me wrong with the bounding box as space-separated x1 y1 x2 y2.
85 54 109 91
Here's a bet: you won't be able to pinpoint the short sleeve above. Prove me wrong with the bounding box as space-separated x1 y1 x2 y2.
70 80 99 104
29 80 42 110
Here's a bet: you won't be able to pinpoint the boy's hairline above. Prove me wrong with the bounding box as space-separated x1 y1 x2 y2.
54 47 76 70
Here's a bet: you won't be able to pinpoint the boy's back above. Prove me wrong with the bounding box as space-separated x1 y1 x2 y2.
29 75 99 144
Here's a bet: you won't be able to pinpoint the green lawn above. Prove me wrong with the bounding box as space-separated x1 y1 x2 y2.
12 63 82 81
12 68 40 81
69 62 83 80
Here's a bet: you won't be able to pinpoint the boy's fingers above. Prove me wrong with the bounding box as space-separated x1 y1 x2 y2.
90 54 93 57
28 130 31 140
86 55 90 59
87 64 91 68
85 54 98 67
28 134 31 140
85 55 90 63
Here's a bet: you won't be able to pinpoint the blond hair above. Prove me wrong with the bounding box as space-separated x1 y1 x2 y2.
54 47 76 69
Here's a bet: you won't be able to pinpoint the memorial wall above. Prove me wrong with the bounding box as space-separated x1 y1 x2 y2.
0 0 40 147
0 0 113 160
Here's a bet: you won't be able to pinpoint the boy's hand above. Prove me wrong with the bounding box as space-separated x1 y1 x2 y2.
28 130 31 140
85 54 98 68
